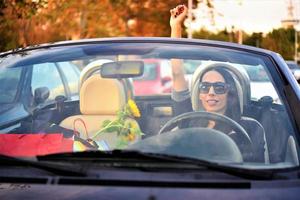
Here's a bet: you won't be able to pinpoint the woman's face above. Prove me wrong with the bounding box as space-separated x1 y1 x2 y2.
199 70 228 114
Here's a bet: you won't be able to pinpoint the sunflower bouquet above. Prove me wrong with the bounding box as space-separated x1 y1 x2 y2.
92 99 143 148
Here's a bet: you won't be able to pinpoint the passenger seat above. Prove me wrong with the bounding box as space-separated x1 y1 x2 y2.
60 74 140 149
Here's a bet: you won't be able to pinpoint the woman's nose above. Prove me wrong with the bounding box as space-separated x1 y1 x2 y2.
208 86 216 95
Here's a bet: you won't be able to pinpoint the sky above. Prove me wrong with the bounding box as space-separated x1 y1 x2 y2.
191 0 300 34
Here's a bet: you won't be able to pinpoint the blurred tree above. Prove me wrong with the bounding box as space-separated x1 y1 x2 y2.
261 28 295 60
0 0 198 51
0 0 47 51
192 28 213 39
193 28 231 42
108 0 197 37
35 0 122 40
1 0 298 60
244 32 263 47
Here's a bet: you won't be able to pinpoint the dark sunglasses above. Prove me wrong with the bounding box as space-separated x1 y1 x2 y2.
199 82 229 94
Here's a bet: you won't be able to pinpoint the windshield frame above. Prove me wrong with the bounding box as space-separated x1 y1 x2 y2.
0 38 299 170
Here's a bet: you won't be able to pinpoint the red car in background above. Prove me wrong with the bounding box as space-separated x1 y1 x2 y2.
133 59 172 95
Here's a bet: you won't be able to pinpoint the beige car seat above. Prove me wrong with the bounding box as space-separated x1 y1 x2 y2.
60 74 140 149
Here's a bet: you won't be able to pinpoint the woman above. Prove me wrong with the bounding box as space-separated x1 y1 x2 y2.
169 5 265 162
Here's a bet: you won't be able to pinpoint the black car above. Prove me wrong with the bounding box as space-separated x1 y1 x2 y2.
0 38 300 199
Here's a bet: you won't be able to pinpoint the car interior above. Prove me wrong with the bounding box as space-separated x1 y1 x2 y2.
4 45 298 167
49 59 295 165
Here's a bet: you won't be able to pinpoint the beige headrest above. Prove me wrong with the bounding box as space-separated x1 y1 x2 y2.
80 59 133 101
80 74 126 115
79 59 113 89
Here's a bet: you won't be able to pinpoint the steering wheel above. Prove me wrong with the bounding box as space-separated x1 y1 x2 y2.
159 111 252 145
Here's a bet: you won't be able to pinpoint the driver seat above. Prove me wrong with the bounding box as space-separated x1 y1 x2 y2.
60 74 140 149
191 62 269 163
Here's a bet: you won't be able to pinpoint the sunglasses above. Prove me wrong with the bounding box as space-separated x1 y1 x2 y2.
199 82 229 94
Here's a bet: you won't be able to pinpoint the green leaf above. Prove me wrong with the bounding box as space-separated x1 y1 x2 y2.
120 127 129 135
115 138 128 149
105 126 117 133
101 120 112 128
132 128 143 136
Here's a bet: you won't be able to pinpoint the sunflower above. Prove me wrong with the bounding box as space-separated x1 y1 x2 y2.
127 99 141 118
126 132 136 142
94 99 142 149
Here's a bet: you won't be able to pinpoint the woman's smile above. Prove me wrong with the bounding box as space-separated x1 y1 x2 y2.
206 99 219 106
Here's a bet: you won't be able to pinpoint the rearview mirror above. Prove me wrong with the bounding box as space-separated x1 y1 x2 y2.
100 61 144 78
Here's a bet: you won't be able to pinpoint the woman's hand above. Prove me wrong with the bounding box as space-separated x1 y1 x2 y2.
170 5 188 38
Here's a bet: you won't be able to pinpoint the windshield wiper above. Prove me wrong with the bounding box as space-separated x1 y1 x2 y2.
38 150 276 180
0 154 86 177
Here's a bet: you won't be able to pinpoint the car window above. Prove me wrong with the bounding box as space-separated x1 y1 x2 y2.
132 60 172 95
58 62 80 97
241 65 279 102
183 60 202 74
133 63 157 81
0 67 22 103
31 63 66 103
243 65 269 82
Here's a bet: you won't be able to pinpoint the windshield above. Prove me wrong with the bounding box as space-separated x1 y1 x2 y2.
133 62 158 81
0 41 298 170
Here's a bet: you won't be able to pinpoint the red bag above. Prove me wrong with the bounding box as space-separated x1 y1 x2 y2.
0 133 73 157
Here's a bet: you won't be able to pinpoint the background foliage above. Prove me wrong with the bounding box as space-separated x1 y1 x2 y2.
0 0 299 60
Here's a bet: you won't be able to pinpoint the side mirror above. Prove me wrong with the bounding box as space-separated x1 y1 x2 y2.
34 87 50 105
161 76 172 86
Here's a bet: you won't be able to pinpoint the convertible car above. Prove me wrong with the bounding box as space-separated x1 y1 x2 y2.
0 37 299 199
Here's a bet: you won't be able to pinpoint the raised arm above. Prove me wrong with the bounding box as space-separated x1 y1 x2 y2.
170 5 188 92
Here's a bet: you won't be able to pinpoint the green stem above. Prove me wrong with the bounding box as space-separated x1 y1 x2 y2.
92 122 124 139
